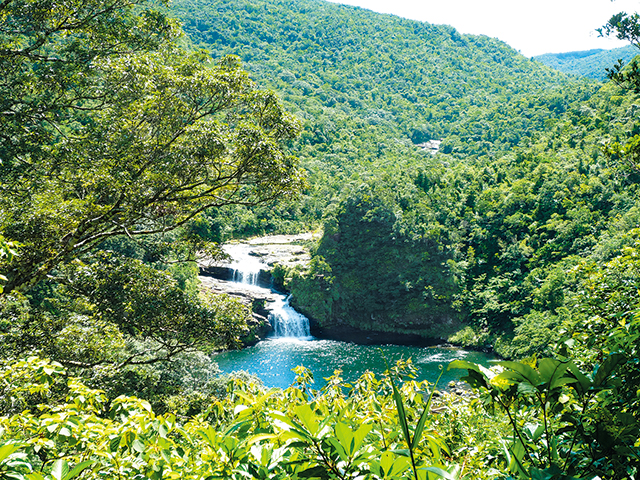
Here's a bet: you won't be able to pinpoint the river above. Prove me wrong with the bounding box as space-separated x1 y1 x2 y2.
210 243 494 390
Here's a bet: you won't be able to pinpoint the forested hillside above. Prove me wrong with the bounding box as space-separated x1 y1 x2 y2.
170 0 597 236
535 45 637 80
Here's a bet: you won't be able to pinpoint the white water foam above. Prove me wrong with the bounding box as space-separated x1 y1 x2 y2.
223 244 264 286
269 295 312 339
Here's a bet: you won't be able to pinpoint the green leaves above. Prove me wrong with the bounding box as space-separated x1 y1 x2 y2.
386 359 447 480
0 251 255 378
1 1 305 298
0 444 20 465
7 353 630 480
48 459 94 480
450 354 632 479
593 352 626 388
447 360 495 390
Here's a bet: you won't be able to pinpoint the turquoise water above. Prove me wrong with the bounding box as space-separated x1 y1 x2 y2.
213 337 494 389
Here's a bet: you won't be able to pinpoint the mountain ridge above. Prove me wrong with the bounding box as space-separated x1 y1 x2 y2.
535 45 636 79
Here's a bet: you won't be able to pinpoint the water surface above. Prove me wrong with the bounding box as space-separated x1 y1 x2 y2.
214 241 494 390
214 338 493 389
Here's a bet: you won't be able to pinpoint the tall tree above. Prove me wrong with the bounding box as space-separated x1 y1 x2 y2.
599 9 640 175
0 0 305 295
600 10 640 92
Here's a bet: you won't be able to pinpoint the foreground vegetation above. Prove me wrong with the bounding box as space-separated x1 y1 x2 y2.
1 345 637 480
1 0 639 478
4 233 639 478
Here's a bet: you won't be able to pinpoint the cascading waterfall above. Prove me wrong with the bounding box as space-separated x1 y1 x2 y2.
269 295 312 338
224 244 263 286
223 243 311 339
233 268 259 285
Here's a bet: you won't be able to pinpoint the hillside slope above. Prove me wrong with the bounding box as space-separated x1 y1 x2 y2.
535 45 637 79
171 0 595 157
170 0 597 233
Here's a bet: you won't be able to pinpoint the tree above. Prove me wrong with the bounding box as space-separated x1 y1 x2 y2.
599 10 640 177
600 11 640 92
1 252 252 371
0 0 305 296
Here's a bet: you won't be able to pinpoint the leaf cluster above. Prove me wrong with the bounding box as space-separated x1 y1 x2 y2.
450 353 638 479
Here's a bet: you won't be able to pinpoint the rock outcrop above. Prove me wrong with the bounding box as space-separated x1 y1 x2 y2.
199 275 279 346
199 233 317 269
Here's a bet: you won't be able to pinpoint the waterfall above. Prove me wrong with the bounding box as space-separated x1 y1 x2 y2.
223 243 312 339
269 295 311 338
224 244 263 286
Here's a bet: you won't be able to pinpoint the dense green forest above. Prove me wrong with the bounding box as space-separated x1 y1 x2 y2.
170 0 597 236
166 0 640 356
1 0 639 478
535 46 637 80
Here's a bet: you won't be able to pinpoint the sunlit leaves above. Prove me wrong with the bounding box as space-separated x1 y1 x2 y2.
450 354 636 478
0 1 305 296
0 357 462 480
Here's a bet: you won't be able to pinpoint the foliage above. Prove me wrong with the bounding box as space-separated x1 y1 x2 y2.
287 178 461 339
0 0 304 406
599 12 640 93
563 236 640 442
170 0 595 236
450 354 639 479
0 357 478 480
1 1 640 479
386 357 447 480
0 351 636 480
598 8 640 180
0 251 255 413
162 0 640 352
0 0 305 296
0 253 251 360
0 237 17 294
289 120 639 344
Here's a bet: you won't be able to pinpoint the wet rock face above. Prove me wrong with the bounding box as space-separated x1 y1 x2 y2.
198 275 281 305
197 233 319 310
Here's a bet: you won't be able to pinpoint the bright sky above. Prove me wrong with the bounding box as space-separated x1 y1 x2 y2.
325 0 639 57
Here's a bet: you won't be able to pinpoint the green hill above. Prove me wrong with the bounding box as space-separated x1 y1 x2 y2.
172 0 590 160
169 0 640 351
170 0 598 234
535 45 637 79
